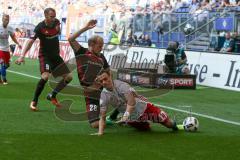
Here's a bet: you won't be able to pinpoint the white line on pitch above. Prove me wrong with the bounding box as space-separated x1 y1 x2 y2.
8 70 240 126
197 86 210 90
8 70 40 79
155 104 240 126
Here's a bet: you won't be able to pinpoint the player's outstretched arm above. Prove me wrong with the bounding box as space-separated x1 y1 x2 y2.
98 110 107 135
117 93 136 124
68 19 97 53
15 39 35 65
10 34 22 49
90 110 106 136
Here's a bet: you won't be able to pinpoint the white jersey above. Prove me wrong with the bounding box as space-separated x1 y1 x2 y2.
0 23 14 51
100 80 147 120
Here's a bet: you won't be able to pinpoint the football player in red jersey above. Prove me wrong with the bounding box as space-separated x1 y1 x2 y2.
15 8 72 111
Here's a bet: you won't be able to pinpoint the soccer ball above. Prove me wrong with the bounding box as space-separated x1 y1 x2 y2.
183 23 194 35
183 116 199 132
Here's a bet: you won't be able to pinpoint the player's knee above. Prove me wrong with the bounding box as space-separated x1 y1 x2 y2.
41 72 49 81
90 121 99 128
64 73 72 83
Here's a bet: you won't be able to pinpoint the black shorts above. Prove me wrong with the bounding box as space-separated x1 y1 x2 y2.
39 55 70 77
84 90 101 123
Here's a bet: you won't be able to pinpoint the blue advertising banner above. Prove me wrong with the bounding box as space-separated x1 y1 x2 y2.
215 17 234 31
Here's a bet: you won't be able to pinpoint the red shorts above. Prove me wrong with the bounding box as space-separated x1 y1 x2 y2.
127 121 151 131
0 50 10 64
127 103 170 130
139 103 170 124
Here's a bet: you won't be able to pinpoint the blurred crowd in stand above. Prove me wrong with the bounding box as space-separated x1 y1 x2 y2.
1 0 239 52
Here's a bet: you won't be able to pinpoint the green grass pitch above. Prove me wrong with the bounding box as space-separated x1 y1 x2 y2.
0 57 239 160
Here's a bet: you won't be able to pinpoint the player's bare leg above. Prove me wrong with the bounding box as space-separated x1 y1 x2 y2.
30 72 49 111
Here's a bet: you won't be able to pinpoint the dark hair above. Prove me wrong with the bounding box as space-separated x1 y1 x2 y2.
44 8 55 15
101 69 110 76
99 69 110 76
167 41 179 51
96 69 111 82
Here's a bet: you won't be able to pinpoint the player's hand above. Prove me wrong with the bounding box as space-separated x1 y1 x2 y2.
15 56 25 65
90 132 103 136
85 19 97 29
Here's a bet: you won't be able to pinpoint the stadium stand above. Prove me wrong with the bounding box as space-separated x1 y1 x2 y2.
1 0 240 53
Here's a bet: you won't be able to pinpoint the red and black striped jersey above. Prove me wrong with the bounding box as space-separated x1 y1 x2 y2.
74 46 109 87
31 19 60 58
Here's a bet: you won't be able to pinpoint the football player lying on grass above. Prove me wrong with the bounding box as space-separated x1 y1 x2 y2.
91 70 183 136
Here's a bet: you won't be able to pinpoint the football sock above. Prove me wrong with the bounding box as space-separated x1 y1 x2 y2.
172 121 184 131
172 121 179 131
33 79 47 103
51 79 70 98
109 108 120 120
1 64 7 81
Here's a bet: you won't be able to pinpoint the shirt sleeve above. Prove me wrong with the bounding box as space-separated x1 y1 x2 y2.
118 81 137 106
54 19 61 34
31 25 40 40
118 81 135 95
55 19 61 26
100 92 109 112
74 46 88 56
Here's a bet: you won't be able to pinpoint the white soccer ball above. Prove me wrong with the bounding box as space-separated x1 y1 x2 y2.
183 116 199 132
183 23 194 35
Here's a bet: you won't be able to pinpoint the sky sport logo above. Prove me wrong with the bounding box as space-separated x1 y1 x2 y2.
169 78 193 86
157 77 194 87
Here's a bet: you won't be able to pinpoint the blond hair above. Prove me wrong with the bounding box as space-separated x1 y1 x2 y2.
88 35 104 46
